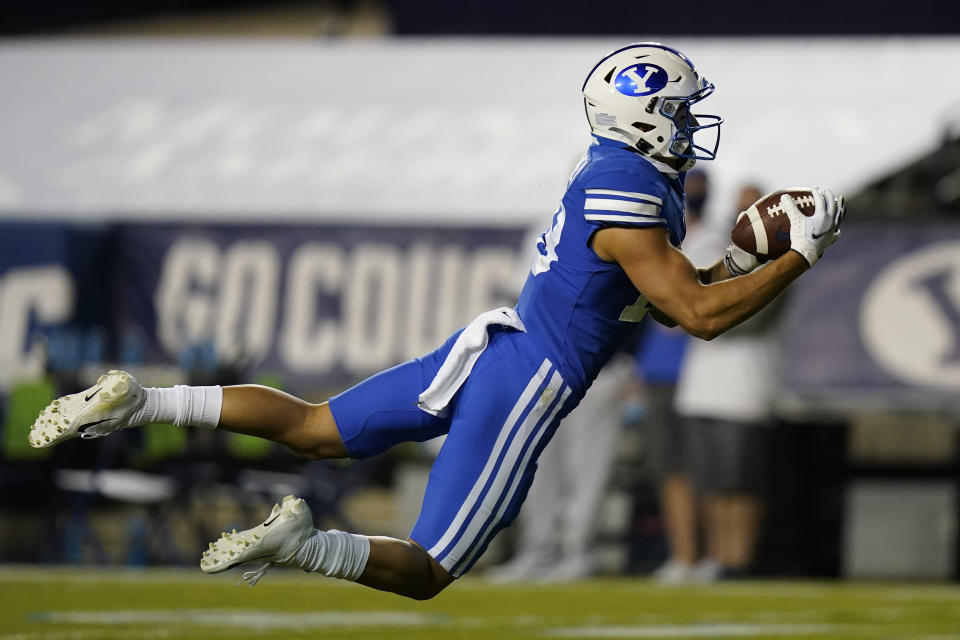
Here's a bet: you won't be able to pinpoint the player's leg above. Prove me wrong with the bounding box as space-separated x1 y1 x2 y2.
29 364 461 599
357 537 454 599
409 350 574 583
201 493 453 599
218 386 347 459
202 341 460 598
296 354 457 599
28 353 449 460
485 421 564 582
27 368 348 457
201 368 457 598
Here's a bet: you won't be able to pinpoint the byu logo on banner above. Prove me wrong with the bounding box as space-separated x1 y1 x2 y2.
860 242 960 388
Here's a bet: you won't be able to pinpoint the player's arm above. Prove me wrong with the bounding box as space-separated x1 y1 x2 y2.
648 305 678 327
631 188 843 335
698 225 769 285
648 241 757 325
593 226 807 340
696 260 732 285
648 259 733 327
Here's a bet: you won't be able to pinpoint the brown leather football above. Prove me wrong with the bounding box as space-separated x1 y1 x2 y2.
730 189 818 259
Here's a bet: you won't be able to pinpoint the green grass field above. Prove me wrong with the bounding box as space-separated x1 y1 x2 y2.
2 567 959 639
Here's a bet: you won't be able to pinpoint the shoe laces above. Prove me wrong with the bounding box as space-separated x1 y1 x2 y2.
239 562 272 587
79 431 111 440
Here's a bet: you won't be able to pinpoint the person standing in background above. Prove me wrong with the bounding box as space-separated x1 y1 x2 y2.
674 183 783 581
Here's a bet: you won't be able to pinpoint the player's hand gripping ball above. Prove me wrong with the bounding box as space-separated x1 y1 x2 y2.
730 187 844 264
730 189 822 260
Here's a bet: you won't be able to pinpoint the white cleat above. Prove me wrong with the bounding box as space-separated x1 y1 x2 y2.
28 370 145 448
200 495 313 586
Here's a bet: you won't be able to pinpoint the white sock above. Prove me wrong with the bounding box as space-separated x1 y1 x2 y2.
130 385 222 429
282 529 370 581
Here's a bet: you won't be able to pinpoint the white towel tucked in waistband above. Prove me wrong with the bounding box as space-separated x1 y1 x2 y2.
416 307 526 417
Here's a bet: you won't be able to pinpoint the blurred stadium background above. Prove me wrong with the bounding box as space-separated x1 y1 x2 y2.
2 1 960 638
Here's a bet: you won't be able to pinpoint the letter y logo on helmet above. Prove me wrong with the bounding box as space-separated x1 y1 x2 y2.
582 43 723 171
615 64 669 96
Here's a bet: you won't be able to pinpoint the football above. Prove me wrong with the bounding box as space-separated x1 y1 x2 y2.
730 189 818 259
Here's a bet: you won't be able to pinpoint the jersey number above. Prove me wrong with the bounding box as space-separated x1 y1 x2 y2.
619 294 650 322
534 202 649 324
531 204 565 276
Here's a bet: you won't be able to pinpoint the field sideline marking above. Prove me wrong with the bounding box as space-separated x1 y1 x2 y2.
5 569 960 601
29 609 449 630
705 583 960 602
0 567 351 586
543 623 855 638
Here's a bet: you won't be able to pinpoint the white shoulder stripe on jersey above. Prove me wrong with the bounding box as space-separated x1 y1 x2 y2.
426 359 553 559
584 199 661 216
584 214 664 224
584 189 663 205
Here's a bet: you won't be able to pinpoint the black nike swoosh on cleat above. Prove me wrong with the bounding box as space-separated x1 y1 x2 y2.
77 418 115 435
262 512 282 527
84 387 102 402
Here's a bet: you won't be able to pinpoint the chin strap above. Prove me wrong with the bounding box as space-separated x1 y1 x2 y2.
632 152 681 176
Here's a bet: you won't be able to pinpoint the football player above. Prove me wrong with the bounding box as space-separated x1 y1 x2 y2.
29 43 843 599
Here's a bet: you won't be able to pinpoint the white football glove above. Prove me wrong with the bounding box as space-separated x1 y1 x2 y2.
723 241 761 277
782 187 844 267
723 210 766 276
723 211 766 277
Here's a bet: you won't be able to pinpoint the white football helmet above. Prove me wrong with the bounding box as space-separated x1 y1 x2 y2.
582 43 722 171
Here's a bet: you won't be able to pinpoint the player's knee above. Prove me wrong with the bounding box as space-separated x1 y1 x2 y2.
298 403 349 459
296 444 331 460
297 439 347 460
405 543 455 600
408 575 452 601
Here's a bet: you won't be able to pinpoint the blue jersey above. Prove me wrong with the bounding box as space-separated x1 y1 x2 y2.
516 135 687 389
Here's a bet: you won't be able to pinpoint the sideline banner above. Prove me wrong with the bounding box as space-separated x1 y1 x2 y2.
782 223 960 412
114 223 528 390
2 220 958 409
0 222 113 389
